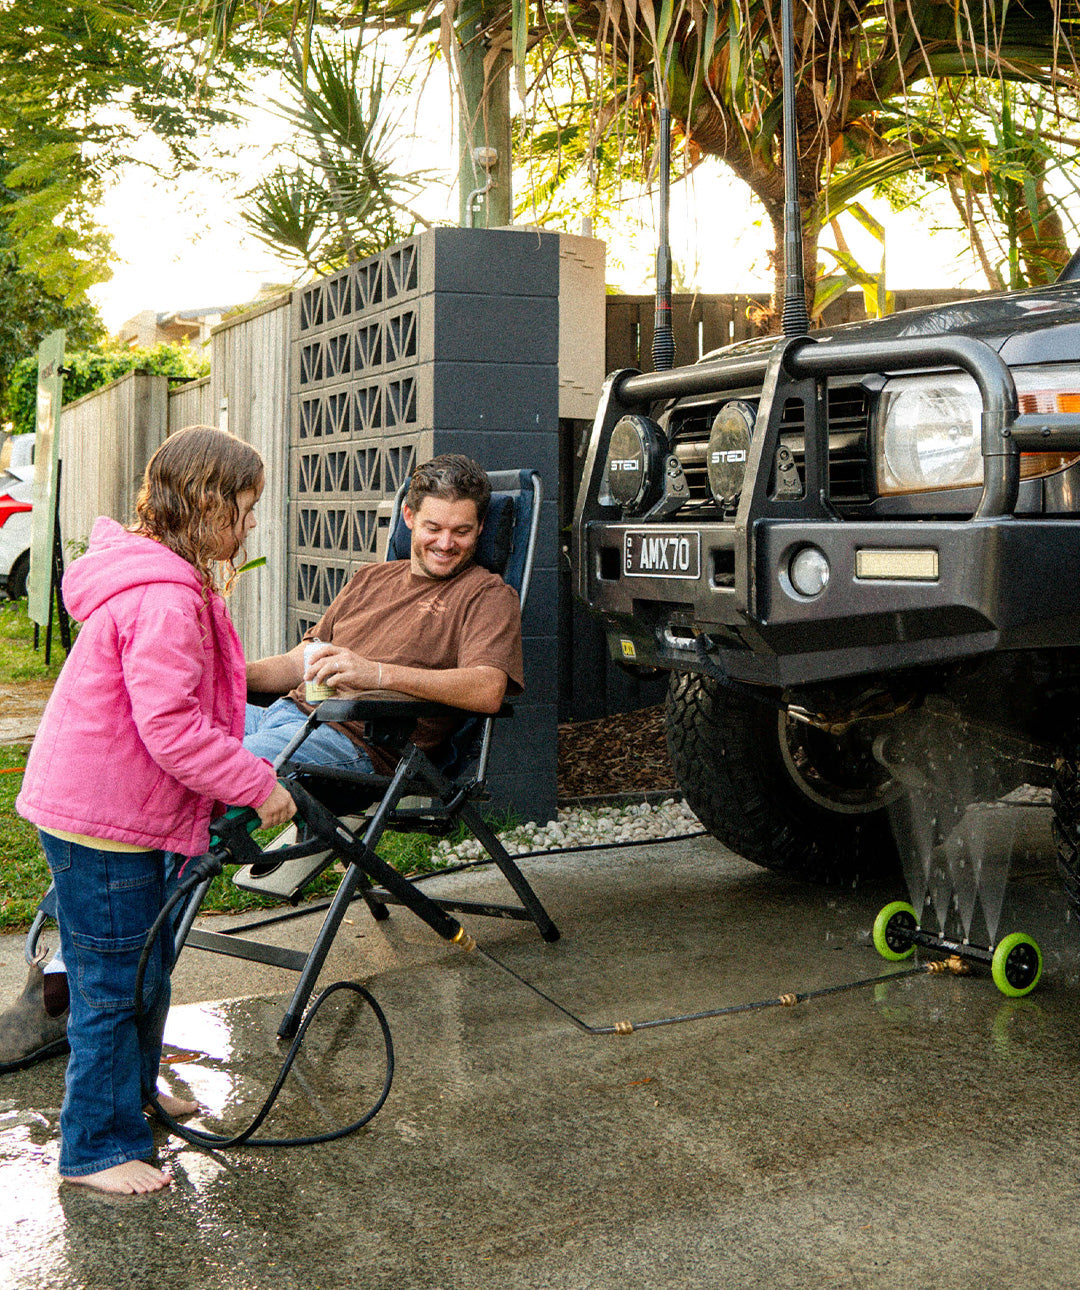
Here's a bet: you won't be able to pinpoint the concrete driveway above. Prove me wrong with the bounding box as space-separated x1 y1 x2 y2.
2 813 1080 1290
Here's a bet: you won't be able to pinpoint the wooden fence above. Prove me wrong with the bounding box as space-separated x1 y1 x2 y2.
166 375 212 432
56 298 291 661
604 289 984 373
58 371 168 557
207 298 291 663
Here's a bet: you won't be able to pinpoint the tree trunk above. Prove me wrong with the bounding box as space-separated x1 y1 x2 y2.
686 97 823 332
1016 173 1070 285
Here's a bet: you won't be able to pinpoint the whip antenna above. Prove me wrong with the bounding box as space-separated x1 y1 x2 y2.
652 106 676 370
780 0 810 336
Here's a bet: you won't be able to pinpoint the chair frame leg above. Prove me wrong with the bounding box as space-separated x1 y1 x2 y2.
178 743 560 1040
277 748 463 1037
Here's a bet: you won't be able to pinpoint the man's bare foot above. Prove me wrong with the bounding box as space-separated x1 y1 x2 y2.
61 1161 172 1195
147 1091 199 1118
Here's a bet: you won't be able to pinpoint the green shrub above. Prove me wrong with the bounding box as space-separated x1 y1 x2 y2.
8 341 210 436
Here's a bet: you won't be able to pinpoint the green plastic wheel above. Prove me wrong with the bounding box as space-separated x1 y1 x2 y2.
873 901 918 961
991 932 1043 997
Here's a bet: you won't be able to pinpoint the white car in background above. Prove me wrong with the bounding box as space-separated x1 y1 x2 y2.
0 434 34 599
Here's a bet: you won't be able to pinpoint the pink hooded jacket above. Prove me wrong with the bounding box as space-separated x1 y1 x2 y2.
17 517 277 855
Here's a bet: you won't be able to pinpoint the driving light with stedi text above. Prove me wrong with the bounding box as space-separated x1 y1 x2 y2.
601 414 669 513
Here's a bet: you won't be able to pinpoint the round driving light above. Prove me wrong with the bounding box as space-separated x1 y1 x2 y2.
706 400 754 507
604 415 667 513
789 546 830 597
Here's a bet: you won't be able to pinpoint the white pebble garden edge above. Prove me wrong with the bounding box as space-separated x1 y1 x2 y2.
429 797 705 868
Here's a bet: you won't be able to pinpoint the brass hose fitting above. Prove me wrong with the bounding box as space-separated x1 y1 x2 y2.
778 993 798 1007
452 927 477 952
925 955 970 975
614 1020 634 1035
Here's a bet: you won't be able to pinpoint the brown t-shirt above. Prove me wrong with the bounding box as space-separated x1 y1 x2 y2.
289 559 524 771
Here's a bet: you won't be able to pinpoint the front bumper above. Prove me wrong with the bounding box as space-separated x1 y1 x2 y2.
581 515 1080 686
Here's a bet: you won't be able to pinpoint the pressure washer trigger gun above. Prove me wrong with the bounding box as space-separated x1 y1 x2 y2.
208 804 265 867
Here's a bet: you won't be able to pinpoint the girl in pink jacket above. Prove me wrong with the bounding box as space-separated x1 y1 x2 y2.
18 425 295 1196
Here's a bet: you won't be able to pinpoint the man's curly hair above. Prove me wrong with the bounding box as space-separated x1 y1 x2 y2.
406 454 491 523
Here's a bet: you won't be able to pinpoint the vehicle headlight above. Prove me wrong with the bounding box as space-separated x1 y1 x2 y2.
875 364 1080 495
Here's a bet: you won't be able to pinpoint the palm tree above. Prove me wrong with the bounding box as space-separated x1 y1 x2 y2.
242 35 432 274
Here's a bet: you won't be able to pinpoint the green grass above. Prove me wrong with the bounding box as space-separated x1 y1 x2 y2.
0 749 457 932
0 600 69 928
0 598 70 683
0 745 48 928
0 760 457 934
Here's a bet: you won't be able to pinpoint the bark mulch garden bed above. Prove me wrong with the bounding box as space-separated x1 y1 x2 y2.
557 704 679 801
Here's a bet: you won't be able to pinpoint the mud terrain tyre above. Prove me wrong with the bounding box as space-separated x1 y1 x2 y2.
665 672 901 885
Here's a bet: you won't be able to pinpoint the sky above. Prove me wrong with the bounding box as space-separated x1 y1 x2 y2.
85 74 984 335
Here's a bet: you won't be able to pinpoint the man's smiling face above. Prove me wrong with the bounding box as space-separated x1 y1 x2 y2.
403 494 482 581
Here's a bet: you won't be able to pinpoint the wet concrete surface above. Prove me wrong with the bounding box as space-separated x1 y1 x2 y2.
0 681 54 746
3 812 1080 1289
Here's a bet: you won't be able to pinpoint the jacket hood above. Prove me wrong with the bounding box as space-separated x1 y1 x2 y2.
62 516 205 622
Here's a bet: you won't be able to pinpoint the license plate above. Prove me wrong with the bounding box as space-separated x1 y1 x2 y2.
623 529 701 579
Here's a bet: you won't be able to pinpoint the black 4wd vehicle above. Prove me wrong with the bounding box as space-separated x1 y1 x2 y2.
572 254 1080 907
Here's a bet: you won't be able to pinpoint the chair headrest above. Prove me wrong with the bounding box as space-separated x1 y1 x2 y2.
476 494 515 575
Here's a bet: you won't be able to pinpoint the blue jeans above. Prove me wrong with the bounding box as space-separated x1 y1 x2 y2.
244 698 373 773
40 833 178 1177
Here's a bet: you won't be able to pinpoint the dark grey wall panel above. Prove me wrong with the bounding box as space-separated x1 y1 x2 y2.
424 296 558 366
429 431 559 482
421 228 560 297
520 635 559 706
431 363 558 427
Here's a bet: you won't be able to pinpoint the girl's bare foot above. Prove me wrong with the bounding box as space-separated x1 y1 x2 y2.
147 1091 199 1118
61 1161 172 1195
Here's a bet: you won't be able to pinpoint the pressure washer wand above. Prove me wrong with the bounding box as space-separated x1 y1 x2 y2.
652 106 676 371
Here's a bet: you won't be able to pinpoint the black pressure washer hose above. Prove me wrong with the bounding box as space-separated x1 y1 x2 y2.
135 854 394 1149
133 820 713 1149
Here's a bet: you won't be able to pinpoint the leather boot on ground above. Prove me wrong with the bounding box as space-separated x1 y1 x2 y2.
0 956 68 1073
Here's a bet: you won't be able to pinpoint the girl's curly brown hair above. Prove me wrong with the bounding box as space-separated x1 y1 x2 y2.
134 425 264 594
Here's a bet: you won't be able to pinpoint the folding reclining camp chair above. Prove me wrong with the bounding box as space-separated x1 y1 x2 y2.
174 467 561 1037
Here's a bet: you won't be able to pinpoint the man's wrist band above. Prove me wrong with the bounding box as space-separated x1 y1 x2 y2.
377 662 382 689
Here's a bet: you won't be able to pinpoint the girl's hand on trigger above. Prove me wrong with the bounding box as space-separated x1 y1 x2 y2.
257 781 297 827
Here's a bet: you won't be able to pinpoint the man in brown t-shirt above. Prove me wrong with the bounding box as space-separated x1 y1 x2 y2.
244 454 524 774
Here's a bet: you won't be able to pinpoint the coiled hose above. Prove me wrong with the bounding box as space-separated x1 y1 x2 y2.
135 853 394 1149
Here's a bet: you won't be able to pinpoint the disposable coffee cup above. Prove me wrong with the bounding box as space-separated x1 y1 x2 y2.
304 641 334 703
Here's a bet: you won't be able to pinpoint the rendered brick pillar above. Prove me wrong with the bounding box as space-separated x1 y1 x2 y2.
290 227 588 823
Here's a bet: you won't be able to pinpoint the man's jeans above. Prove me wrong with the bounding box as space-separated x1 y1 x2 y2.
39 833 177 1177
243 698 373 773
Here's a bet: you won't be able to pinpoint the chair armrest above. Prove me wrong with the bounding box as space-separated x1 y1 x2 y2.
311 690 514 723
311 690 450 723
